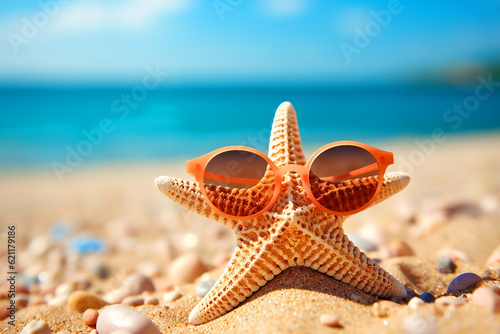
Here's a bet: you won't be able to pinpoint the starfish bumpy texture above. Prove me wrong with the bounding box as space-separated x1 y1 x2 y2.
155 102 410 325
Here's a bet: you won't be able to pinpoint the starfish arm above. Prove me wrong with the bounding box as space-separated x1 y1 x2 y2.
303 226 406 299
373 171 410 206
155 176 235 228
268 102 306 167
189 240 285 325
271 208 406 300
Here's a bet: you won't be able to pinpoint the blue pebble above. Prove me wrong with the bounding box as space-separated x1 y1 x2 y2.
419 292 435 303
69 237 106 254
404 288 417 302
446 272 482 294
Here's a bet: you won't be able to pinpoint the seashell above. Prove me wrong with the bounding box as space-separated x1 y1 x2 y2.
96 304 161 334
446 272 482 294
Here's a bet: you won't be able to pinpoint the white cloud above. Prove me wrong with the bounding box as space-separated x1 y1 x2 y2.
260 0 307 17
51 0 191 33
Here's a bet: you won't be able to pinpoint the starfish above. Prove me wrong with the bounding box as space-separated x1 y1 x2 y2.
155 102 410 325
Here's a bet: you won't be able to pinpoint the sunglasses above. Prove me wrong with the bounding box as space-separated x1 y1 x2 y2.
187 141 394 220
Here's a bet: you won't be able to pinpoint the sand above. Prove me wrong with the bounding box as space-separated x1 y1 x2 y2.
1 133 500 333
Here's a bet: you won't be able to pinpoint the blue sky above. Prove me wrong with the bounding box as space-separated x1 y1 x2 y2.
0 0 499 86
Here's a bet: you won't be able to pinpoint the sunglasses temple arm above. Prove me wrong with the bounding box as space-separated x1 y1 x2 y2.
320 162 379 182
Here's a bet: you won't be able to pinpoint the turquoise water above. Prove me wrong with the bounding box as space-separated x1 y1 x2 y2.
1 86 500 170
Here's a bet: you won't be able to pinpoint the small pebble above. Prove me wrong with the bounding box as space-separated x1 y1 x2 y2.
163 290 183 303
96 304 161 334
196 279 216 297
92 263 110 279
319 313 341 327
446 272 483 294
103 289 130 305
389 239 415 257
435 296 466 307
20 320 52 334
437 257 457 274
144 296 159 305
68 291 109 313
123 273 156 295
168 253 206 286
122 296 145 307
408 296 425 310
83 308 99 326
472 286 500 312
419 292 435 303
403 315 437 334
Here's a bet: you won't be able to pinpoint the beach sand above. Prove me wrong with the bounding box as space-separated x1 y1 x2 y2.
1 133 500 333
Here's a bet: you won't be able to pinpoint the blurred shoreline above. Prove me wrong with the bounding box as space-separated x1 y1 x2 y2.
1 86 499 169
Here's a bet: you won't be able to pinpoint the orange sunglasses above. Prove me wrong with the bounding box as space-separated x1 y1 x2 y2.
187 141 394 220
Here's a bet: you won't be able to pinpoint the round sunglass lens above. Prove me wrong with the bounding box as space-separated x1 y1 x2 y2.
203 150 275 217
309 145 379 213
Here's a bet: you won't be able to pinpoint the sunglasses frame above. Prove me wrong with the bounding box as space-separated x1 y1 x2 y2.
186 140 394 220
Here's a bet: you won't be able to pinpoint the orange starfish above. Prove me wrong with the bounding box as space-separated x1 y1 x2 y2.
155 102 409 325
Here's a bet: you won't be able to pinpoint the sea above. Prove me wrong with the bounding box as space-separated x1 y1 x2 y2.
1 85 500 171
